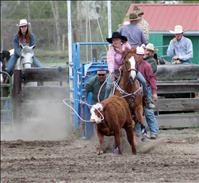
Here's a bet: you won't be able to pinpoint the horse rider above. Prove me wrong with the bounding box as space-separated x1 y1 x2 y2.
6 19 43 76
105 32 155 109
167 25 193 64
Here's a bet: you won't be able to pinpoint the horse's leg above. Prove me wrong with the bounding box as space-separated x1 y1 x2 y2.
135 105 148 140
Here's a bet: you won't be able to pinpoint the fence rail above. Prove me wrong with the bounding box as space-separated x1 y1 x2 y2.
13 64 199 129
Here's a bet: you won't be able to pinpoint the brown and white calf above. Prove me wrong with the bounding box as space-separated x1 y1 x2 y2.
90 95 136 155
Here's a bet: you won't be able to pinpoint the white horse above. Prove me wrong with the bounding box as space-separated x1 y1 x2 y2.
15 45 35 70
11 45 37 86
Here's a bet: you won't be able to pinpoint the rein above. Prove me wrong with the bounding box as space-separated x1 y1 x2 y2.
114 81 142 98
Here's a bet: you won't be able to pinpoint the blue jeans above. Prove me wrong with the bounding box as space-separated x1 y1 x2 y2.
181 60 190 64
135 87 159 136
6 54 43 74
104 74 113 98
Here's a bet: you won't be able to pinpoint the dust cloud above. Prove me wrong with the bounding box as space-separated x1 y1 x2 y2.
1 84 73 141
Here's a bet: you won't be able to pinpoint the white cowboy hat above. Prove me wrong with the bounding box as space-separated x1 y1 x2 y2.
136 46 145 55
16 19 30 27
169 25 183 34
145 43 156 52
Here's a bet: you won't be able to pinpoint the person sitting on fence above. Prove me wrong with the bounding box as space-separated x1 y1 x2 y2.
167 25 193 64
6 19 43 76
85 70 107 105
143 43 158 74
105 32 155 109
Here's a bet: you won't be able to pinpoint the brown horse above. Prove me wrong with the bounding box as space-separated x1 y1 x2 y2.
114 48 147 138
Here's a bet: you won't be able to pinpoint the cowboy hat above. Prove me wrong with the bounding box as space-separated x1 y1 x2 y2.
136 46 145 55
169 25 183 34
16 19 30 27
106 32 127 43
128 13 141 21
133 6 144 16
145 43 157 52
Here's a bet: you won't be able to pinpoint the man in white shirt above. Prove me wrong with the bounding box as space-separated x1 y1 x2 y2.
167 25 193 64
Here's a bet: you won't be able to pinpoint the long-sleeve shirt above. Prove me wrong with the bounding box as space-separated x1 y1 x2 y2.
107 42 131 73
13 33 36 57
137 60 157 94
85 75 106 104
117 23 147 48
167 36 193 61
144 55 157 74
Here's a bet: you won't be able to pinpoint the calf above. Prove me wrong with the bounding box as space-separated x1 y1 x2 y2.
90 95 136 155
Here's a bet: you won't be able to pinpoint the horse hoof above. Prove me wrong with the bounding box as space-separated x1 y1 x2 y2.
113 147 121 155
97 150 104 155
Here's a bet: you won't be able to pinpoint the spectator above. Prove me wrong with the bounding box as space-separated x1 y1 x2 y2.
167 25 193 64
105 32 155 109
117 13 147 48
6 19 42 75
144 43 158 73
133 6 150 42
85 70 107 105
134 46 159 139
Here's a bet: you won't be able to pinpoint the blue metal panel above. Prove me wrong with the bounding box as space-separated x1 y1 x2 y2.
71 42 109 138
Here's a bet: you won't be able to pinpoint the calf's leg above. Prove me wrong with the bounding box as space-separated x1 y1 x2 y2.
113 130 122 154
96 130 105 155
124 124 136 155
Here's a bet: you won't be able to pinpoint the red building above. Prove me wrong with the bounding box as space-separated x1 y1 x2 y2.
125 3 199 63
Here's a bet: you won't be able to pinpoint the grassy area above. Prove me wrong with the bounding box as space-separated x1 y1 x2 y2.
35 49 68 66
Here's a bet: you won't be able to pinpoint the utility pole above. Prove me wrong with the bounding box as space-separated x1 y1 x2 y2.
67 0 73 123
107 1 112 38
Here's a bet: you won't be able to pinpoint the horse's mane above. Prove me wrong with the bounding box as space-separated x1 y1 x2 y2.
122 48 136 63
22 46 34 54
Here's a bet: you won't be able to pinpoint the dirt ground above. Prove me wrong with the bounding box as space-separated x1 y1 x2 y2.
1 128 199 183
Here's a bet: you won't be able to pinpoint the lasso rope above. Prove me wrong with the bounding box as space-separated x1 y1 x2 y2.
62 98 104 123
63 98 92 123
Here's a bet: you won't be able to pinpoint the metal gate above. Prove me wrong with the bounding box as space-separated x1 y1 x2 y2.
0 71 13 130
70 42 108 138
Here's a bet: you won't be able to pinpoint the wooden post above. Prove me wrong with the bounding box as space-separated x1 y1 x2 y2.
13 69 22 97
13 69 22 123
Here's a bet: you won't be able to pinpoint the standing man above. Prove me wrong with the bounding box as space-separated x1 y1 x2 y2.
167 25 193 64
134 46 159 139
117 13 147 48
85 70 107 105
133 6 150 42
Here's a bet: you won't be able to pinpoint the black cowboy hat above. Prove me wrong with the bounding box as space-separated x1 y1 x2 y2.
106 32 128 43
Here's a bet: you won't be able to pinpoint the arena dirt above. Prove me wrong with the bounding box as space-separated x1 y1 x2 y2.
1 128 199 183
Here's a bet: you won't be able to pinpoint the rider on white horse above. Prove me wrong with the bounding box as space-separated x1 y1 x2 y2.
6 19 42 76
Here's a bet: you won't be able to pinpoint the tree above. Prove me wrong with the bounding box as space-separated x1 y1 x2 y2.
50 1 61 50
